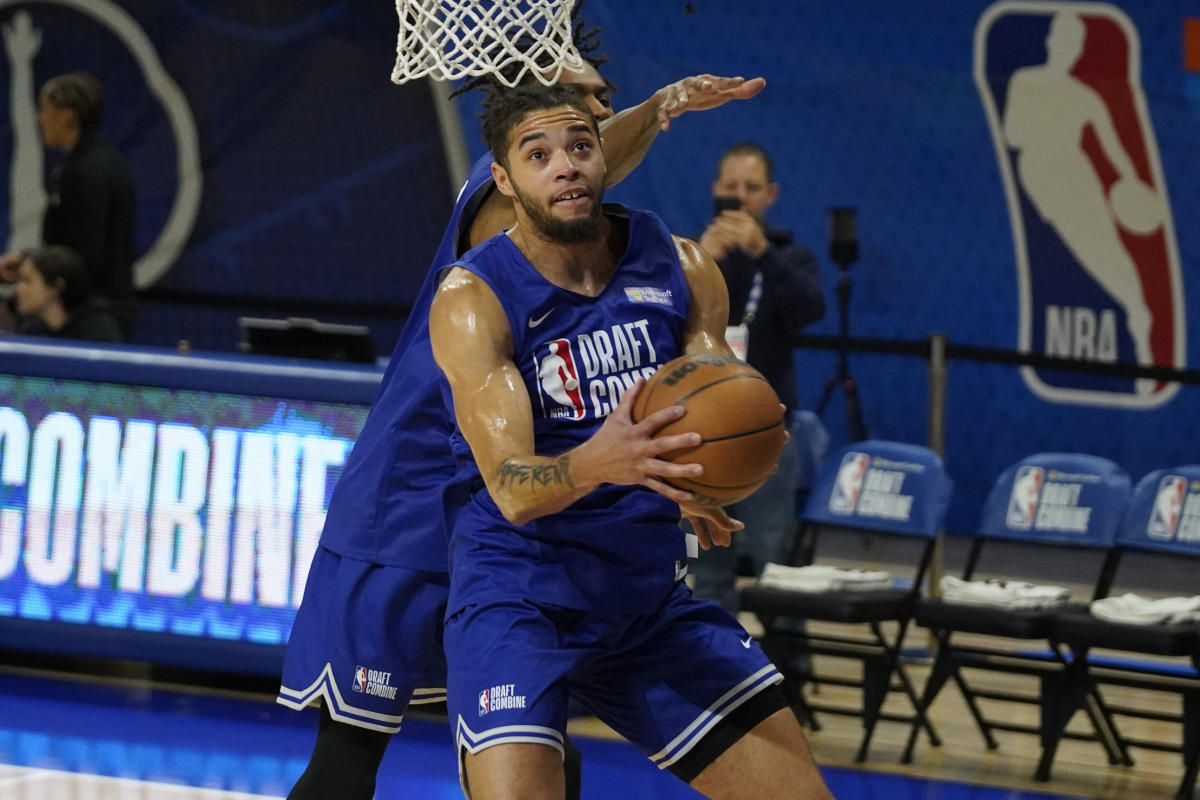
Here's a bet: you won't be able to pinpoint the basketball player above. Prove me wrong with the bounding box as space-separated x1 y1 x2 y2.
277 15 766 799
431 84 833 800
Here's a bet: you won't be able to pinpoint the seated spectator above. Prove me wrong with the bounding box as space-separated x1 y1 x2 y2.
10 246 122 343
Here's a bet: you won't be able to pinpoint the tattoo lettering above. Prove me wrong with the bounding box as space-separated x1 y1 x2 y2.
497 455 574 491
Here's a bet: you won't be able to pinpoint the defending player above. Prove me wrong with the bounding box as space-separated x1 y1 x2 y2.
276 13 766 799
431 84 833 800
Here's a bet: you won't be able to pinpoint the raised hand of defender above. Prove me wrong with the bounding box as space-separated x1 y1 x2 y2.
574 379 703 504
655 75 767 131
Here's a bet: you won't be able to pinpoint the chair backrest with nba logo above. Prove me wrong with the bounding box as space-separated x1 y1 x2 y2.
803 440 953 540
1116 466 1200 557
975 453 1132 550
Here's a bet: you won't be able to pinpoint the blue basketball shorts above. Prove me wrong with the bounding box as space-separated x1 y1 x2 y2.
276 545 449 733
445 581 782 771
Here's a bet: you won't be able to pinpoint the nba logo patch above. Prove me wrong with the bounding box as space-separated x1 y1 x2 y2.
829 453 869 514
478 689 489 716
353 666 367 693
1006 466 1045 529
975 2 1185 408
533 338 586 420
1148 475 1187 539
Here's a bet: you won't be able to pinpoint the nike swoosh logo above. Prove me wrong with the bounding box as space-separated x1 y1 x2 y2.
528 308 555 328
741 636 753 649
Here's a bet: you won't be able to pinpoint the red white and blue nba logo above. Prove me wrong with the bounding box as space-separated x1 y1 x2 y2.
1005 465 1045 530
534 338 586 420
1148 475 1187 539
829 453 869 514
478 689 489 716
353 666 367 693
976 2 1185 408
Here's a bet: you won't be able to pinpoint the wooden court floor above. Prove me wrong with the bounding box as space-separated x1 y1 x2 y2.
0 634 1191 799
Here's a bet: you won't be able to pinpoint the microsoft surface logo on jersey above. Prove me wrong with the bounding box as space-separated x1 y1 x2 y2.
1006 466 1045 530
829 453 869 514
625 286 673 305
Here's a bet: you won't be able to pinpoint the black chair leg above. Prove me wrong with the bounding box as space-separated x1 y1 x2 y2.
901 631 956 763
1035 652 1091 782
1082 690 1133 766
950 665 999 750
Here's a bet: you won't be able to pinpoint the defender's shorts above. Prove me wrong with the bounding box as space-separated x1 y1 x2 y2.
277 545 449 733
445 581 781 772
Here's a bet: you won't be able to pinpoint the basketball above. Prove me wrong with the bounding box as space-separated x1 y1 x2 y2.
632 354 788 506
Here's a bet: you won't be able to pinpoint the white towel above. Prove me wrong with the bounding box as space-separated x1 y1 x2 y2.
1089 593 1200 625
939 576 1071 610
759 563 893 593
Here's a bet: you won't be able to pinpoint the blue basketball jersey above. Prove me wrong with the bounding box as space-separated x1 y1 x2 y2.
318 154 497 571
444 206 694 615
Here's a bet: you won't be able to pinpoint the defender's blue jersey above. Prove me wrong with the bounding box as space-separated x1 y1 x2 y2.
318 154 496 571
445 206 693 615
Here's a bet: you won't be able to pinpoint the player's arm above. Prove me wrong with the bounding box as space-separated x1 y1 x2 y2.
430 266 704 527
671 235 749 547
675 235 735 359
600 75 766 186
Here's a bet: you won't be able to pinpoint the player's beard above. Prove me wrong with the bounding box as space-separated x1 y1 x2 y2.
513 181 604 244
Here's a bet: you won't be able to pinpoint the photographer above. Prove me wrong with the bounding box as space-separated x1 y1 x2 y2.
694 142 826 613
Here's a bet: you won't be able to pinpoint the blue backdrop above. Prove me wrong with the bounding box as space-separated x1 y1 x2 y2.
0 0 1196 533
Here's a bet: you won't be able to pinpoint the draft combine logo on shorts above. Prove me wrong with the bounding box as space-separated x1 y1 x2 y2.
1148 476 1200 541
975 2 1185 408
1006 467 1093 533
478 683 526 716
351 666 397 699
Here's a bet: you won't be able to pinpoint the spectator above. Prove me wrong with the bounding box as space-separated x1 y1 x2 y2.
2 72 137 340
693 141 826 613
10 245 122 343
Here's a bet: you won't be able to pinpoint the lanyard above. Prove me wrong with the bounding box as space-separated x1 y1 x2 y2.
742 271 764 325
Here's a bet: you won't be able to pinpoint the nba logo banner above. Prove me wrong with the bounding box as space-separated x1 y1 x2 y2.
1005 465 1045 529
478 689 489 716
353 666 367 693
829 452 870 514
975 2 1185 408
534 338 586 420
1148 475 1187 539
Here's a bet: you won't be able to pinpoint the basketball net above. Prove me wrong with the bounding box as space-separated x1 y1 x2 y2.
392 0 584 87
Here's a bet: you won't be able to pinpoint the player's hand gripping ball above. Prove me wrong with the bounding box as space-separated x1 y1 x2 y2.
633 354 787 506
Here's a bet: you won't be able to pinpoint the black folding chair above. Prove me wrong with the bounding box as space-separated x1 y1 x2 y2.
1049 465 1200 800
901 453 1132 778
740 440 953 762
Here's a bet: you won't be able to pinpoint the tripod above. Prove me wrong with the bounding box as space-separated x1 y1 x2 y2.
816 209 868 442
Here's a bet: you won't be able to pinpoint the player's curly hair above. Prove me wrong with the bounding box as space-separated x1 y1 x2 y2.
481 83 598 168
449 0 611 100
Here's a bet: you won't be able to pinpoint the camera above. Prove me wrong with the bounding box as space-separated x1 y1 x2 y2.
713 196 741 217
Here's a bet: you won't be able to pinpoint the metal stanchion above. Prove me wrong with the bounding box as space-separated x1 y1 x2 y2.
926 333 948 598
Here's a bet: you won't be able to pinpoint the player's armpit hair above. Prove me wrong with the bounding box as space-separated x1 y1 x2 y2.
496 455 574 491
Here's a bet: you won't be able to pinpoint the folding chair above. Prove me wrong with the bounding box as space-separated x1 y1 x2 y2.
739 440 953 762
901 453 1132 778
1049 465 1200 800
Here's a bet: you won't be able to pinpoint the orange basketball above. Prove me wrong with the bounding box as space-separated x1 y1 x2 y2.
632 354 787 506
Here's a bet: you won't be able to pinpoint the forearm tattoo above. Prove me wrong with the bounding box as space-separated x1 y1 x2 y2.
496 455 574 491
